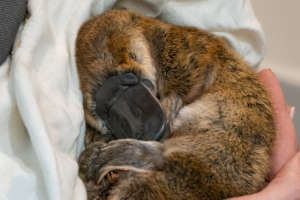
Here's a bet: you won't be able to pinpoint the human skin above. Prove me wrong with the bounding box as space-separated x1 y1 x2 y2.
230 69 299 200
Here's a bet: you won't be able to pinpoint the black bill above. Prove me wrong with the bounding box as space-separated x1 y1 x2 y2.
95 73 168 141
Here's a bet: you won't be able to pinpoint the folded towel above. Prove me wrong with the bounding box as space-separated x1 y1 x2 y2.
0 0 265 199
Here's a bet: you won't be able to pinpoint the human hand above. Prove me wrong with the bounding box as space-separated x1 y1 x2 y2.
258 69 298 178
229 69 299 200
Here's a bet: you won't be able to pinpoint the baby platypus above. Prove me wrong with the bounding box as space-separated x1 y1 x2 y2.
76 9 275 200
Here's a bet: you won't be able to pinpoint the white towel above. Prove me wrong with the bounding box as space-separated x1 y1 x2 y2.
0 0 265 200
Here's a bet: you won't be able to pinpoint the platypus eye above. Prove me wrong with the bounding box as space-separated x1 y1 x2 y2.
156 93 161 101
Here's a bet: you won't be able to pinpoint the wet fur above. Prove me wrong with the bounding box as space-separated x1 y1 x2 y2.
76 10 275 200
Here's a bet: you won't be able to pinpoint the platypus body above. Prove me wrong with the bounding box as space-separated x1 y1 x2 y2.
76 10 275 200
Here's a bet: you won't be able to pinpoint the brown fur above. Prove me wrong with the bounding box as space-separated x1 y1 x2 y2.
76 10 275 200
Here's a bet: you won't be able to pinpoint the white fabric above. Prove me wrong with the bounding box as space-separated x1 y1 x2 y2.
0 0 265 200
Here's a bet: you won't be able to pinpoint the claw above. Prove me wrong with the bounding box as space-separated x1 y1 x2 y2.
97 169 119 185
107 171 119 184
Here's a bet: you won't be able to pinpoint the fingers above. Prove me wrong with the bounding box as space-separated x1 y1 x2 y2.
287 106 296 120
229 152 300 200
257 69 298 178
259 152 300 200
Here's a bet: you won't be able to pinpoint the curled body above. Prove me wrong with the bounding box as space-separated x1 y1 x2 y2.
76 10 275 200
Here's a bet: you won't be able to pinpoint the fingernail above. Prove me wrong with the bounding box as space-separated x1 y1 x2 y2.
259 68 271 74
267 69 276 77
258 68 275 79
290 107 296 120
